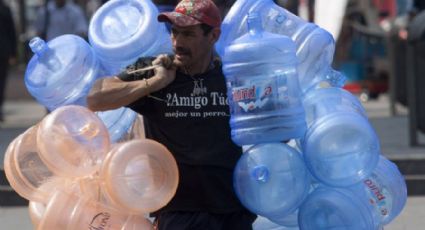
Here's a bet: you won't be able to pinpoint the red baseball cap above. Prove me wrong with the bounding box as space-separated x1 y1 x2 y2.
157 0 221 28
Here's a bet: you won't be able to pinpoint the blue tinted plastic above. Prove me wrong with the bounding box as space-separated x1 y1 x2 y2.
298 156 407 229
253 215 299 230
234 143 310 218
25 36 99 111
96 107 137 143
217 0 346 93
301 87 380 187
222 13 306 145
89 0 172 75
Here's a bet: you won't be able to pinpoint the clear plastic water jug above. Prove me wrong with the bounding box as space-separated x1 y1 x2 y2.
222 13 306 146
96 107 138 143
298 156 407 230
234 143 310 218
301 87 380 187
217 0 345 93
38 190 153 230
25 35 100 111
37 105 111 177
89 0 172 75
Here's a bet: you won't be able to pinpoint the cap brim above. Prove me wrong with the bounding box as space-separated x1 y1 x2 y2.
158 12 202 27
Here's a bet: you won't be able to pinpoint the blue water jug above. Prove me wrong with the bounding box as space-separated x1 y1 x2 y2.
217 0 345 94
96 107 138 143
89 0 172 75
222 13 306 146
301 87 380 187
25 35 99 111
298 156 407 230
233 143 310 218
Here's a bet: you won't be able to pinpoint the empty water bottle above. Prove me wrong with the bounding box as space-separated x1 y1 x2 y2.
301 87 380 187
234 143 310 218
222 13 306 145
25 35 100 111
89 0 172 75
38 190 153 230
298 156 407 230
96 107 138 143
217 0 345 93
37 105 111 178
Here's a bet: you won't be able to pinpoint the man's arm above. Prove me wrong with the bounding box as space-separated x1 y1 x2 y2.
87 55 176 112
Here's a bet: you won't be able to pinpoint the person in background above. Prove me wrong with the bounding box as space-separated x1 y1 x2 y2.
0 0 17 122
35 0 88 41
87 0 256 229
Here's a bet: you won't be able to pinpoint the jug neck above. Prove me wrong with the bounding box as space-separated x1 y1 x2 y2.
29 37 62 72
247 12 263 37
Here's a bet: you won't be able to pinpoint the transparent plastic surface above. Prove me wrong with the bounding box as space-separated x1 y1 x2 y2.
298 156 407 229
96 107 138 143
222 13 306 145
3 127 58 202
217 0 345 93
234 143 310 218
100 139 179 213
37 105 111 177
29 201 46 228
89 0 172 74
302 88 380 186
253 215 299 230
25 35 99 111
37 190 153 230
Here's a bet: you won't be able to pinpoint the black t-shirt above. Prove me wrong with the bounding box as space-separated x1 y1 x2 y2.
118 57 247 213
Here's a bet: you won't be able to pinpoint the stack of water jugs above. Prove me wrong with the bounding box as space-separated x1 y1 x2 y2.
24 0 172 142
219 1 407 229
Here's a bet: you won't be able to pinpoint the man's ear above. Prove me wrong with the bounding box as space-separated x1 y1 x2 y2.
210 27 221 44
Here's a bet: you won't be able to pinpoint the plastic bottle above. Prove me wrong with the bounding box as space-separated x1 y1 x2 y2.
99 139 179 213
298 156 407 230
301 87 380 187
37 190 153 230
37 105 111 178
3 126 72 202
96 107 138 143
222 13 306 145
233 143 310 219
253 215 299 230
88 0 172 75
25 35 100 111
217 0 345 94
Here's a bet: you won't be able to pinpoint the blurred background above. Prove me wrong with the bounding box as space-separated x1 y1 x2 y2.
1 0 425 229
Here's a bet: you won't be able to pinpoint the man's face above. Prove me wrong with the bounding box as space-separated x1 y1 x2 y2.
170 24 215 68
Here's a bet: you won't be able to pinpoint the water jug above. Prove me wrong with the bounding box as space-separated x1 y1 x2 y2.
217 0 345 93
25 35 100 111
301 87 380 187
37 105 111 177
298 156 407 230
3 126 72 202
96 107 138 142
253 215 299 230
222 13 306 145
99 139 179 213
89 0 172 75
233 143 310 218
37 190 153 230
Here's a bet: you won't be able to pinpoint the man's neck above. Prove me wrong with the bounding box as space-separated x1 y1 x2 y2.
181 51 214 76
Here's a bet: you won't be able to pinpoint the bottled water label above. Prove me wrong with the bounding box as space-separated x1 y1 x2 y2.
231 78 276 113
363 175 392 220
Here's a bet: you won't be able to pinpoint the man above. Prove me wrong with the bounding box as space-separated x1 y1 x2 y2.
0 0 17 121
87 0 256 229
35 0 88 41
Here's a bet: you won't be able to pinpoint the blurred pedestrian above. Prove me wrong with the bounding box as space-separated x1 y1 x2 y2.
35 0 88 41
0 0 17 122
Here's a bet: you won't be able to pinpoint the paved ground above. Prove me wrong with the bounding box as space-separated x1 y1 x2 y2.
0 66 424 229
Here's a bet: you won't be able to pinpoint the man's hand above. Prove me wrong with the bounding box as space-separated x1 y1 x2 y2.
148 54 177 92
